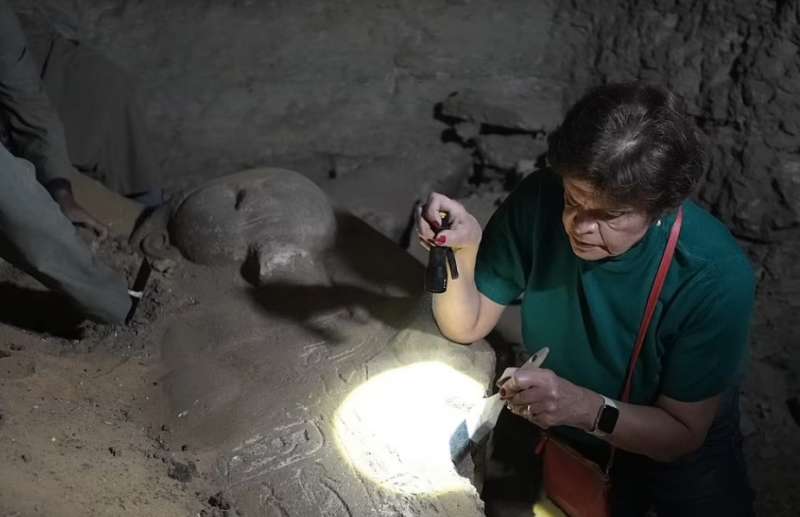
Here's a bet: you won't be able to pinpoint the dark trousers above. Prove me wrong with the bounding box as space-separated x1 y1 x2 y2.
612 388 754 516
482 387 754 516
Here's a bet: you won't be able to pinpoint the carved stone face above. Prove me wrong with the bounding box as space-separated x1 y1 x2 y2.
168 168 337 284
156 205 495 517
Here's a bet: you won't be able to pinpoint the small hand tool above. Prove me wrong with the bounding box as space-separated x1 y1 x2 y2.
125 257 152 325
450 347 550 460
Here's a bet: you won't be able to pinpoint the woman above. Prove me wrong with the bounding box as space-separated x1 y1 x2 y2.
419 83 755 516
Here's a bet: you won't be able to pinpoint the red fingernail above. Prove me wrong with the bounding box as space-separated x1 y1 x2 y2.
436 235 446 244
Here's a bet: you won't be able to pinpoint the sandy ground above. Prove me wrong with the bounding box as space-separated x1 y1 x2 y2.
0 237 231 517
0 213 490 517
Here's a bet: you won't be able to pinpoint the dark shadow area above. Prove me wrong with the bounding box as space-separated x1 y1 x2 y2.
479 123 539 137
434 100 480 147
0 282 83 339
433 98 463 126
246 281 421 343
238 212 426 338
480 409 543 517
439 127 460 144
239 247 264 288
398 200 423 252
483 327 524 387
328 211 425 296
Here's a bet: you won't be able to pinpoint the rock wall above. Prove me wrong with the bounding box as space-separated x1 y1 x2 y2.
18 0 797 241
24 0 562 241
550 0 800 241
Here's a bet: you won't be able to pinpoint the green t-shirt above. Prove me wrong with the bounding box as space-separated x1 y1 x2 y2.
476 171 755 412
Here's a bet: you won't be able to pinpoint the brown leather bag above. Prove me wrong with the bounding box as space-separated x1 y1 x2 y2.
536 207 684 517
536 434 612 517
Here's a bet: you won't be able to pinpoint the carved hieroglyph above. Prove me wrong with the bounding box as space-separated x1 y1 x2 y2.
147 169 496 516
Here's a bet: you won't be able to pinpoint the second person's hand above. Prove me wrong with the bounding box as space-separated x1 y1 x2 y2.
53 187 110 242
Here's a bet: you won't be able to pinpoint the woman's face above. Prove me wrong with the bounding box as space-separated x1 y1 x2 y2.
561 178 652 261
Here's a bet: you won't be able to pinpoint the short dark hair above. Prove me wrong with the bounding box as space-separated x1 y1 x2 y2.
547 82 704 218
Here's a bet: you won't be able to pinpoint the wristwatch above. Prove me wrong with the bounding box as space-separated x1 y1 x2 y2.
591 396 619 436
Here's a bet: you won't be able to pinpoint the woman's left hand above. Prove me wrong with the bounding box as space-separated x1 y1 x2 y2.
500 368 601 431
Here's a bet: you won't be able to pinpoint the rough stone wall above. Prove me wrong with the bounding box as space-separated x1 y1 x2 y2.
34 0 560 240
551 0 800 241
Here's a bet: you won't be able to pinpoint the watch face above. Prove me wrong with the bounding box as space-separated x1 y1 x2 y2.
598 404 620 434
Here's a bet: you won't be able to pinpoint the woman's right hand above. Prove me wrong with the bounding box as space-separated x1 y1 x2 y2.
417 192 482 252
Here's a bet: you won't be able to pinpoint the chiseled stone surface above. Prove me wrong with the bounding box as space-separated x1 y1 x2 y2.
149 177 495 516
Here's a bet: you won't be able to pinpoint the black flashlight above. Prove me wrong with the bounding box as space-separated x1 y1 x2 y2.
425 213 459 293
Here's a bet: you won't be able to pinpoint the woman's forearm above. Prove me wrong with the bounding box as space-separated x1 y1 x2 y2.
576 388 711 463
506 372 719 463
431 245 483 343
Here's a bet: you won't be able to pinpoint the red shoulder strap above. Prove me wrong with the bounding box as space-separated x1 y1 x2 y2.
620 206 684 403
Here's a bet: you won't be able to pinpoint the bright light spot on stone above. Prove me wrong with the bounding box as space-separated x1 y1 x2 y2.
333 361 485 495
